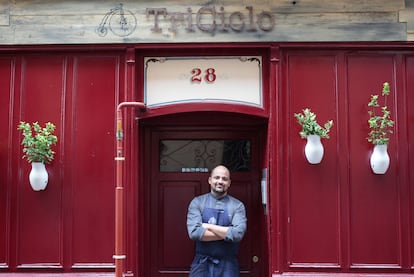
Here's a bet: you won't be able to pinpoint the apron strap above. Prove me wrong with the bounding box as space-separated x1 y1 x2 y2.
199 255 220 277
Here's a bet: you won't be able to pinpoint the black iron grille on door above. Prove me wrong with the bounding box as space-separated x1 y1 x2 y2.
159 139 251 172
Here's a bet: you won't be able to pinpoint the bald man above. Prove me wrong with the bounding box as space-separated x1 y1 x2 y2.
187 165 247 277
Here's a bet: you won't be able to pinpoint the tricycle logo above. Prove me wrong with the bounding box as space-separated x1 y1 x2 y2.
96 3 137 37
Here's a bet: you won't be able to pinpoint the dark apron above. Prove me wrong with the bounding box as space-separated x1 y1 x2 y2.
189 196 240 277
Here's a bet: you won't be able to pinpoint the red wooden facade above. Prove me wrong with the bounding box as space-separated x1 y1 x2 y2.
1 43 414 276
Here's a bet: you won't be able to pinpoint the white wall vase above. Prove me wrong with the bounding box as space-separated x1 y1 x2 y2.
370 144 390 174
29 162 49 191
304 134 324 164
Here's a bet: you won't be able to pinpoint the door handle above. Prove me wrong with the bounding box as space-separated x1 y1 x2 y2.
252 255 259 263
261 168 268 215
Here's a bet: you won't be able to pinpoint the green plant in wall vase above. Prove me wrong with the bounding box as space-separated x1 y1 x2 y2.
17 121 58 191
367 82 394 174
294 108 333 164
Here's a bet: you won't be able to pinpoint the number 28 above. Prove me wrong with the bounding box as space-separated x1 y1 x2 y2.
191 68 217 83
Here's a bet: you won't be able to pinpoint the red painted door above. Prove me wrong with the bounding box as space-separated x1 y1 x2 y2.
143 124 266 277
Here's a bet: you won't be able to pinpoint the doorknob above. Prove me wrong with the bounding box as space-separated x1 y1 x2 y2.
252 255 259 263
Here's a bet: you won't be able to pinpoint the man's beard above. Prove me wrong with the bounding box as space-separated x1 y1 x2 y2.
212 184 227 195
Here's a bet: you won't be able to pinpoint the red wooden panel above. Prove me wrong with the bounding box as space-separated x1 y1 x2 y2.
160 181 196 269
347 55 400 267
17 55 64 266
70 56 118 266
287 54 340 266
407 56 414 268
0 57 13 267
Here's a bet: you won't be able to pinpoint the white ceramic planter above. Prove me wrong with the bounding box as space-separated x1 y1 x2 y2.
29 162 49 191
305 134 324 164
370 144 390 174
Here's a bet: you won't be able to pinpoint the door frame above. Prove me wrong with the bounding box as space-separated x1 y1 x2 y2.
137 111 270 277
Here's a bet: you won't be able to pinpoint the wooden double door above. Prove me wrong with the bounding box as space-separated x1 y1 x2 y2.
142 122 268 277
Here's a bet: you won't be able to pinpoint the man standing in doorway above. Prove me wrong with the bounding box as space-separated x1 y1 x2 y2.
187 165 247 277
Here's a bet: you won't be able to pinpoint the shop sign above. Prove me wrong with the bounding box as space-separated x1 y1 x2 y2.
144 56 262 107
96 4 274 38
145 6 274 34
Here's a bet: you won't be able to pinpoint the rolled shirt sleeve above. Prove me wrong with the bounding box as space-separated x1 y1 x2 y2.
187 196 206 241
225 199 247 242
